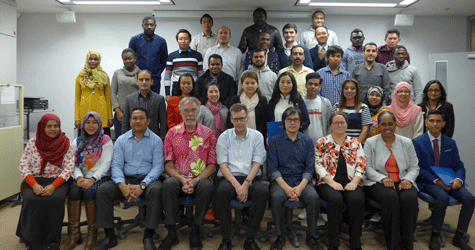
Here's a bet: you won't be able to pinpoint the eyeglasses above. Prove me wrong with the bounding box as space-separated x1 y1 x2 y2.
428 89 441 93
332 121 347 126
285 118 300 123
231 116 247 122
397 90 411 94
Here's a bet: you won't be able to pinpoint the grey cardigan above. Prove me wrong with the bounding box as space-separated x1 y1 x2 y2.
110 66 140 111
363 134 419 189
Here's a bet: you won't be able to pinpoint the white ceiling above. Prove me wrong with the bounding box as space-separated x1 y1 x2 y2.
15 0 475 17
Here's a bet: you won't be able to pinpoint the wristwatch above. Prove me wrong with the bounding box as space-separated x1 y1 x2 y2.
245 179 252 185
140 182 146 190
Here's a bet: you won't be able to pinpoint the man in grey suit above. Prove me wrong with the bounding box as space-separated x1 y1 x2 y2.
122 70 167 140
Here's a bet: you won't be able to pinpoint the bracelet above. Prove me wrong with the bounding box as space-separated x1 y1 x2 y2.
245 179 252 184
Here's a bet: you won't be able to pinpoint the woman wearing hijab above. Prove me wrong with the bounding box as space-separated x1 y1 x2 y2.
17 114 75 250
75 50 113 136
64 112 113 250
364 86 388 139
387 82 423 139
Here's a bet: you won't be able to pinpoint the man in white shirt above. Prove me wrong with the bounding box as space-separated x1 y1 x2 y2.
203 26 245 82
190 14 218 57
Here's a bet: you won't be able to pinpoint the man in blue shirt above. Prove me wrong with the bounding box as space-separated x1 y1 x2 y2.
95 108 164 250
215 103 268 250
268 107 322 250
129 16 168 94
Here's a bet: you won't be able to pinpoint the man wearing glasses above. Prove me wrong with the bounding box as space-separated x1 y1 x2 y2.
268 107 323 250
215 103 268 250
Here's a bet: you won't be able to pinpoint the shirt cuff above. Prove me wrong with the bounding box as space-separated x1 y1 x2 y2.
303 172 313 182
433 178 439 184
271 171 282 181
24 175 38 188
456 178 464 185
52 177 66 189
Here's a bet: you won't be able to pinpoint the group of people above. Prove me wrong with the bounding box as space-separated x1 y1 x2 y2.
15 7 471 250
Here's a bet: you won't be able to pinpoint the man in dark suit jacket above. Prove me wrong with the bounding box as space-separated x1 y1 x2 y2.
122 70 167 140
413 110 474 250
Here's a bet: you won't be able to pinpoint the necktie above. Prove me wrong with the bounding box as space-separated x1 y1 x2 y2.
433 139 440 167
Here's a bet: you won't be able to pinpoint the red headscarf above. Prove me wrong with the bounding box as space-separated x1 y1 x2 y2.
35 114 70 175
387 82 421 128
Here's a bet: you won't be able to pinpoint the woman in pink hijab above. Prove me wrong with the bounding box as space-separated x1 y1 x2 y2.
387 82 424 139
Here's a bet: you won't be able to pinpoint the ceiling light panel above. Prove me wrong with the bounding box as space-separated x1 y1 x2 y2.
56 0 174 5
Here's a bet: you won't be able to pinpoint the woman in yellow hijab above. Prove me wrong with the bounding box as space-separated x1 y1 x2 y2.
75 50 113 136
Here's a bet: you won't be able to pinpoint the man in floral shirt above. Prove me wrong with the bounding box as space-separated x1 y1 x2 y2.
159 97 217 250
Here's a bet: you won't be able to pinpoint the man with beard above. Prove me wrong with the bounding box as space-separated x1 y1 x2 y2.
244 32 281 74
129 16 168 94
276 23 313 69
239 48 277 101
352 42 391 104
341 29 365 74
279 45 314 97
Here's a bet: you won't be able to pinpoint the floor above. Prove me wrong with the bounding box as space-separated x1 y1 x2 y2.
0 198 473 250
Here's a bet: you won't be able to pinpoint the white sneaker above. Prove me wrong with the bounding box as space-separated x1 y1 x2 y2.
319 213 328 222
298 209 307 220
369 213 382 222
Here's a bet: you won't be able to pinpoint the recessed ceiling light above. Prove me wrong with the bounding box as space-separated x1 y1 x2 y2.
399 0 417 6
308 2 397 8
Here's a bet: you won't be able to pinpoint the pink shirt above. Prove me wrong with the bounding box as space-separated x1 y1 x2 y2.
19 137 75 180
164 122 217 179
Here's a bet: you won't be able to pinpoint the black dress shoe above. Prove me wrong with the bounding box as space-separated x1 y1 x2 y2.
305 236 323 250
270 236 286 250
158 234 179 250
189 232 202 250
143 237 157 250
218 239 232 250
244 238 260 250
429 232 441 250
92 237 118 250
453 235 474 250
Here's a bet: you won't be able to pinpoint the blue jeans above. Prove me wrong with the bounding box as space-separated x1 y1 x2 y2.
422 182 475 232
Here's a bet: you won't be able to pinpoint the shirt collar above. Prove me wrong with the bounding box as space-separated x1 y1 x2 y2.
285 42 298 50
179 48 192 53
280 94 290 100
177 122 200 135
233 128 250 139
128 128 151 139
428 131 441 142
283 131 302 141
201 32 215 37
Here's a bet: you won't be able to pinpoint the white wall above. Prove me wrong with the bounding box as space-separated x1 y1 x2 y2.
17 13 467 139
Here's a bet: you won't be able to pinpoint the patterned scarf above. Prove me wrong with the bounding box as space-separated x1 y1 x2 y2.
35 114 70 175
387 82 421 128
76 112 111 170
205 101 225 138
78 50 109 90
364 86 386 116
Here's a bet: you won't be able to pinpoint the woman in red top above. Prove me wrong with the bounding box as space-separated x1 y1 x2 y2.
167 73 197 129
16 114 75 250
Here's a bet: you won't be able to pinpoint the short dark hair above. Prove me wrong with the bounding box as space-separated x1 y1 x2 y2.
282 107 303 130
230 103 248 116
311 10 325 19
350 28 364 38
290 45 305 55
200 14 213 24
253 48 266 55
363 42 378 51
122 48 136 57
378 111 396 124
392 45 407 55
208 54 223 65
176 29 192 41
142 16 156 24
314 25 328 33
253 7 267 18
385 28 400 38
282 23 298 34
426 109 445 121
306 72 323 85
137 69 152 79
325 45 344 59
177 73 196 97
329 111 348 125
132 107 149 119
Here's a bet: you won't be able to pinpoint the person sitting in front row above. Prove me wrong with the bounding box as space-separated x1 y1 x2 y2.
315 112 366 250
413 110 474 250
94 108 164 250
268 107 323 250
216 103 269 250
160 97 216 250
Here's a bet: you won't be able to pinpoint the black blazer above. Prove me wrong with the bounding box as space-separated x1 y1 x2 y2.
419 101 455 138
226 95 268 138
122 91 168 141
